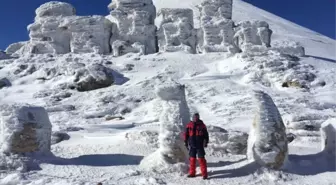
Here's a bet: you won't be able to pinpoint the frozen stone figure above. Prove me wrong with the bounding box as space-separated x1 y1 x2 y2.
62 16 112 54
198 0 239 54
320 120 336 158
234 21 273 51
247 90 288 170
17 1 112 55
108 0 157 56
158 8 196 53
0 104 52 155
20 2 76 54
140 80 190 172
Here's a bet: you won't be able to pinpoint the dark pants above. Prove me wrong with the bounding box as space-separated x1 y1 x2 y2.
189 147 206 158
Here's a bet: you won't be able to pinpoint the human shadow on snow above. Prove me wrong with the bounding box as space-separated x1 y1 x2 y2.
305 55 336 63
207 158 245 168
209 153 335 179
41 154 144 167
210 161 260 179
284 152 336 175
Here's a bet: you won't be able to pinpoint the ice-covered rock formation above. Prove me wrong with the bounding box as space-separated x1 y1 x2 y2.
74 63 115 92
16 2 112 55
19 2 75 55
108 0 157 56
198 0 239 54
0 104 52 155
321 119 336 158
140 80 190 172
5 42 28 55
62 16 112 54
157 8 196 53
207 126 249 155
234 21 273 51
247 91 288 170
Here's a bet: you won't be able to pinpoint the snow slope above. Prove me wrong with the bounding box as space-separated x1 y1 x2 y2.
0 0 335 185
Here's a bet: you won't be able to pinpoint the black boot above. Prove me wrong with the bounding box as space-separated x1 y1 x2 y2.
187 174 196 178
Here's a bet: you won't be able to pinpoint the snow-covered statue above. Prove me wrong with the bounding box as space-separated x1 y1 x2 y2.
320 120 336 158
20 2 76 54
198 0 239 54
15 2 112 55
0 104 52 155
62 16 112 54
234 20 273 51
140 80 190 172
108 0 157 56
157 8 197 54
247 91 288 170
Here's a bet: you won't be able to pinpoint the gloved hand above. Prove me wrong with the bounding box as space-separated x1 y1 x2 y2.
185 142 189 150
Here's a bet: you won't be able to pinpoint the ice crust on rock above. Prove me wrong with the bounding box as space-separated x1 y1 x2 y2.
140 80 190 172
198 0 239 54
109 0 157 56
0 104 52 155
17 2 112 55
5 42 28 55
247 91 288 170
158 8 196 53
234 20 273 51
35 1 76 17
62 16 112 54
321 119 336 158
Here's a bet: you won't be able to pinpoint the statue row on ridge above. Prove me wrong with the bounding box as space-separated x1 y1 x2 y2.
6 0 274 56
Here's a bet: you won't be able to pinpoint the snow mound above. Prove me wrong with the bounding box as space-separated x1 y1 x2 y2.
247 90 288 170
271 40 305 57
238 49 318 89
0 104 52 155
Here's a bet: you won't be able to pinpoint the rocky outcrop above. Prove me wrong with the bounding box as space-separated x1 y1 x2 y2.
140 79 190 172
0 78 11 89
73 64 115 92
0 104 52 155
198 0 239 54
158 8 196 53
108 0 157 56
207 126 249 155
247 91 288 170
234 21 273 51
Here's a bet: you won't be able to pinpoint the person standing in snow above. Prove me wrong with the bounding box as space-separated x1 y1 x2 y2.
184 113 209 179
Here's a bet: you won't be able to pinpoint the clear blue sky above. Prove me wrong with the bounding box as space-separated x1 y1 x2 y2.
0 0 335 50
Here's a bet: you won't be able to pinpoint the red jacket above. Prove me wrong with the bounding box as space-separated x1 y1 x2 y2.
184 120 209 149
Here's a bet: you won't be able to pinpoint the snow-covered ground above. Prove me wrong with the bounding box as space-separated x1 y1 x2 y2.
0 0 335 185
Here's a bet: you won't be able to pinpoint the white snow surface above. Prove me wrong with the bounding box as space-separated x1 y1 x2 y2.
0 0 336 184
